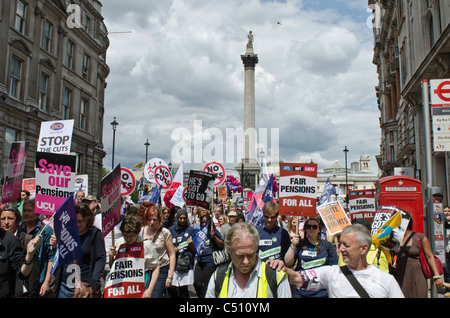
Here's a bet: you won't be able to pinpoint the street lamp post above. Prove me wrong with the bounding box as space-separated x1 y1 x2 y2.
343 146 349 210
111 117 119 169
144 139 150 163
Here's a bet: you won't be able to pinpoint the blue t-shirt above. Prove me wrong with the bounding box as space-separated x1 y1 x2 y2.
197 227 223 267
256 225 290 262
293 239 338 298
169 225 196 267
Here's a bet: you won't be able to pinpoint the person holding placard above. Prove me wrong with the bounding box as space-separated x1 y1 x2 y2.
284 217 338 298
19 199 54 297
275 224 404 298
108 215 160 298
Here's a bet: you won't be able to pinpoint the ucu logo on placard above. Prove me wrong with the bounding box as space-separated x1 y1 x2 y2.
51 122 64 131
36 201 55 211
130 246 142 252
304 167 316 172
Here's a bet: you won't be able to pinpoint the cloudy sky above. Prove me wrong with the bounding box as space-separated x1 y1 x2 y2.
100 0 379 175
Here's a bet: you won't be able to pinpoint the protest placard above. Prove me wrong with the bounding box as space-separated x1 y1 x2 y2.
317 201 351 236
120 167 136 196
217 185 227 200
104 242 145 298
348 190 376 223
185 170 215 209
2 141 28 204
279 163 317 217
203 161 226 187
37 120 74 154
170 186 185 208
371 205 411 251
35 152 76 216
101 164 122 239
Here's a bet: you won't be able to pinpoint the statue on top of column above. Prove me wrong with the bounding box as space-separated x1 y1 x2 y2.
247 30 253 49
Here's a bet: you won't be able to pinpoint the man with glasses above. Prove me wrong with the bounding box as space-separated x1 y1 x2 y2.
256 202 290 264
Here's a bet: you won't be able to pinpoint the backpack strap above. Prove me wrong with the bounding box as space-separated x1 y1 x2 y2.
339 265 370 298
264 264 279 298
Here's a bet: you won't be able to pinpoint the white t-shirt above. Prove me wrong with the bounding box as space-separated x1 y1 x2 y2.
299 265 404 298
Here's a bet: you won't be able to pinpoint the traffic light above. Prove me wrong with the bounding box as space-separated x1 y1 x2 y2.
144 185 149 193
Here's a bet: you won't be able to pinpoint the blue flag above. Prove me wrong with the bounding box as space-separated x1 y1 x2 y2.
192 221 210 258
51 193 82 274
318 178 336 206
149 184 162 204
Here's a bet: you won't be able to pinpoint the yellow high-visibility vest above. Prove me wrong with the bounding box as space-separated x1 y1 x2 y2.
215 261 286 298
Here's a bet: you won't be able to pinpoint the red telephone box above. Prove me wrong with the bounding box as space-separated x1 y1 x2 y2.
375 176 424 233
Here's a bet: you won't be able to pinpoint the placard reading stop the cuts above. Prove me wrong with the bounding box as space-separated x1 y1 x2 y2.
154 165 173 189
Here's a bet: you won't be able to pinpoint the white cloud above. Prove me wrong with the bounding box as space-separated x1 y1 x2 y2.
101 0 379 174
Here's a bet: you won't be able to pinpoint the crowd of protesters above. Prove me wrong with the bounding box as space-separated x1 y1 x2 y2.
0 188 448 298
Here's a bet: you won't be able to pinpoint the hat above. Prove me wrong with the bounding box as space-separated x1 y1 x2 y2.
228 211 238 217
83 195 97 202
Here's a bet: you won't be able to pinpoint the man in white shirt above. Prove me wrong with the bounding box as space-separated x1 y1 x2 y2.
281 224 404 298
205 222 291 298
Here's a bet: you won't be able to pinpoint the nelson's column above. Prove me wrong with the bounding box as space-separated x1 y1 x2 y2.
236 31 261 191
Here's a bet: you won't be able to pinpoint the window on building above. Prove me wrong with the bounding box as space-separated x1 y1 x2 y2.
82 54 90 80
9 57 22 99
80 98 87 130
43 20 53 52
39 73 48 110
429 16 435 49
66 40 74 69
83 13 91 33
62 88 71 120
15 0 27 34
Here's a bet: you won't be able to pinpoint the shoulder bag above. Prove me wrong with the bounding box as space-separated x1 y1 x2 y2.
417 233 444 278
339 265 370 298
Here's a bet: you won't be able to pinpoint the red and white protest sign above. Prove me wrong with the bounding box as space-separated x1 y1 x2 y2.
279 163 317 217
34 152 77 216
154 165 172 189
2 142 28 204
348 190 376 223
202 161 226 187
120 167 136 196
104 241 145 298
101 164 122 239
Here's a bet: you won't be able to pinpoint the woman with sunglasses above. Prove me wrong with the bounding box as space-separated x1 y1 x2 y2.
284 217 338 298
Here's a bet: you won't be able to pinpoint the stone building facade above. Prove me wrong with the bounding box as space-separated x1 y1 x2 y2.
0 0 109 197
371 0 450 201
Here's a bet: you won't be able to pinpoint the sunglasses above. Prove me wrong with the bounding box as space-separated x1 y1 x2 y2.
305 224 318 230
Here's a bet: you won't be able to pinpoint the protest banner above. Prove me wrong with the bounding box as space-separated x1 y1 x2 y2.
22 178 36 197
279 163 317 217
2 141 28 204
317 201 351 236
202 161 226 187
348 190 376 223
185 170 215 209
35 152 76 216
120 167 136 196
143 158 168 183
170 186 186 207
104 241 145 298
52 193 82 273
217 185 227 200
371 205 411 251
154 165 172 189
37 120 74 154
101 164 122 239
74 174 88 194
